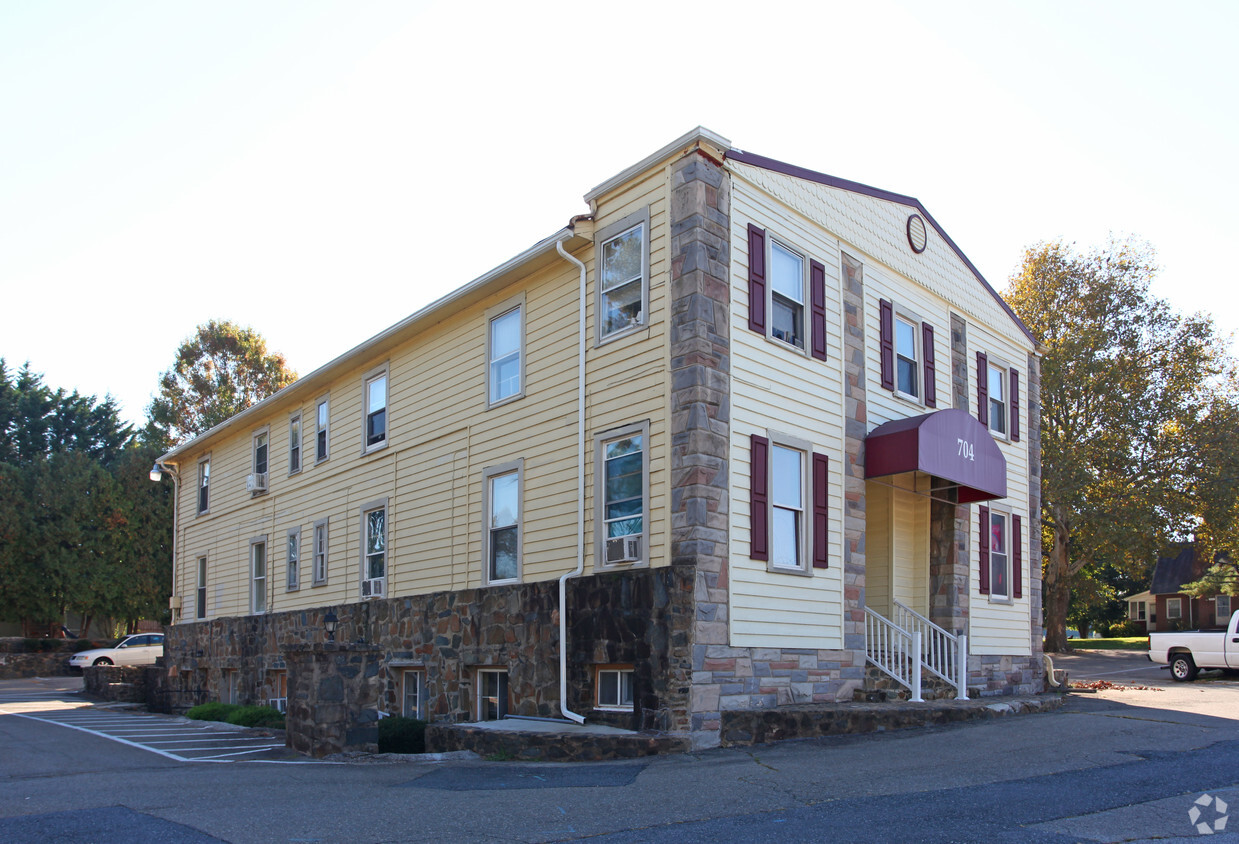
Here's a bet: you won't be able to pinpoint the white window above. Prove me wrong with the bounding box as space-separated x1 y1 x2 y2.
488 303 523 407
895 315 919 398
1218 595 1232 621
364 368 388 451
1129 600 1146 621
252 429 269 493
769 240 805 349
315 397 330 463
484 462 522 584
402 669 426 719
225 670 239 705
988 363 1007 437
596 209 649 342
286 527 300 591
196 556 207 620
989 511 1010 600
197 457 210 515
360 501 386 598
312 518 328 585
596 666 634 710
597 423 648 567
1166 597 1182 620
270 671 287 713
289 414 301 474
477 669 508 721
770 441 808 573
251 537 267 614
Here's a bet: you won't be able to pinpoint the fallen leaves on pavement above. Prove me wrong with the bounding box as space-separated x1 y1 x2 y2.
1069 679 1163 692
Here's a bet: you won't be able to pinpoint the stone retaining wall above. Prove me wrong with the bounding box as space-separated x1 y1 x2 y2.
425 723 690 762
0 639 94 679
83 665 166 705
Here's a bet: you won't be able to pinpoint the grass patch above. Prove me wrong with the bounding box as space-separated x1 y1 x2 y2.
1065 637 1149 651
186 702 285 729
377 716 427 754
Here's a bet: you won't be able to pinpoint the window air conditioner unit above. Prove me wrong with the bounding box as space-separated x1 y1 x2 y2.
605 535 641 565
361 578 384 599
246 472 268 493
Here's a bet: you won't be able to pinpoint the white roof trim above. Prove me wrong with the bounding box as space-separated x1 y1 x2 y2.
583 126 731 204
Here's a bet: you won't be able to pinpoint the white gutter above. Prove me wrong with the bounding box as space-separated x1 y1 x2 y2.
159 462 181 625
555 239 588 725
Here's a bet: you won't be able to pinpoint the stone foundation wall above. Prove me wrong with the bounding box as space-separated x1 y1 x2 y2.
164 566 694 755
968 654 1043 696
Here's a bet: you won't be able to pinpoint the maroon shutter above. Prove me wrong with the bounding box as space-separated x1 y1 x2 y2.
747 225 767 334
812 453 829 569
750 434 770 561
976 352 989 426
1010 368 1020 442
879 299 894 390
1013 515 1023 599
810 260 827 361
978 505 990 594
922 322 937 408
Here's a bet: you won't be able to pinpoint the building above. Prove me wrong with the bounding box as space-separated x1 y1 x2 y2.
1132 546 1233 632
155 128 1044 754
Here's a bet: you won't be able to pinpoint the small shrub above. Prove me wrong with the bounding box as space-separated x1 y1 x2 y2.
378 716 427 754
186 702 241 723
225 705 286 729
22 638 61 653
1107 620 1147 638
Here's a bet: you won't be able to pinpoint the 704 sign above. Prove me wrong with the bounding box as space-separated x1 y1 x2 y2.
956 438 975 462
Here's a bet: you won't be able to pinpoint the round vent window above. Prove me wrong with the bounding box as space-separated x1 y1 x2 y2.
906 214 927 254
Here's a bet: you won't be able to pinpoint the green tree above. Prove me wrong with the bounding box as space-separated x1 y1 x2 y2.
1006 238 1234 652
148 320 297 445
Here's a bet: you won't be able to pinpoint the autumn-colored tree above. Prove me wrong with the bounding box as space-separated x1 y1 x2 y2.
1006 238 1234 652
148 320 297 445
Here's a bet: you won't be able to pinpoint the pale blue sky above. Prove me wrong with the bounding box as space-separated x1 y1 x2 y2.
2 1 1235 426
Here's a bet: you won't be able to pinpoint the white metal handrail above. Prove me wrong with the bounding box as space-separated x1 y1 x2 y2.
864 608 923 702
892 601 969 700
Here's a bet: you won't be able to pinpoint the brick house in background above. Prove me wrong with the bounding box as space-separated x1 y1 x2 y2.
155 128 1044 755
1133 546 1233 632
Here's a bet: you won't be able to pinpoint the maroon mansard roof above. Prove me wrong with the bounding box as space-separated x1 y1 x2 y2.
724 149 1037 347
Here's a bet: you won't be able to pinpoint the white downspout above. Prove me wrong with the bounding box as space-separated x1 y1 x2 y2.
556 238 588 724
162 463 181 625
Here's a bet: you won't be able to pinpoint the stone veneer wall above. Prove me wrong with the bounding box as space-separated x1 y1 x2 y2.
164 567 693 755
0 639 89 679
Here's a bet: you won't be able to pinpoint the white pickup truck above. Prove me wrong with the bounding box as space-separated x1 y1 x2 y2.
1148 609 1239 681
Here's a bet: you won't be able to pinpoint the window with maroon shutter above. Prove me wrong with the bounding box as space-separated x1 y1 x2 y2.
747 225 766 334
750 434 769 561
879 299 895 391
978 505 990 595
812 453 829 569
976 352 989 426
1013 515 1023 599
1010 368 1020 442
922 322 936 408
810 260 827 361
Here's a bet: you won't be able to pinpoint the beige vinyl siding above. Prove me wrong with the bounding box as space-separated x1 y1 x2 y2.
174 163 675 621
727 179 847 650
866 483 891 616
889 477 930 614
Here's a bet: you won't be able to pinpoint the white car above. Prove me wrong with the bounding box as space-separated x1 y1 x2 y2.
69 633 165 668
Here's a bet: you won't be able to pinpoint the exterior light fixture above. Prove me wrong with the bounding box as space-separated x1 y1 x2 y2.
149 462 165 482
323 610 338 642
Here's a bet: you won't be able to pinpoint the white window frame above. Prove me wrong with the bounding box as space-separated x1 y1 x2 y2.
288 413 302 475
1166 597 1182 620
224 670 239 705
312 518 329 586
1129 600 1146 621
595 665 635 711
359 499 388 599
987 508 1012 602
595 421 650 569
196 555 208 620
482 460 523 585
315 396 330 464
476 668 509 721
767 238 807 352
286 527 300 592
361 364 389 454
402 668 426 719
595 208 650 345
486 295 526 408
888 301 926 404
252 427 270 494
196 455 211 516
987 357 1010 439
766 431 813 576
250 535 268 615
1217 595 1232 621
270 670 288 713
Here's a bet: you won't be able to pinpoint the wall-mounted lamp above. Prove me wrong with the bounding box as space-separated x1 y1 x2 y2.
149 462 175 482
323 610 338 642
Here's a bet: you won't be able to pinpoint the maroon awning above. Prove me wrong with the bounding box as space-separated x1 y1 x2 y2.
865 408 1007 503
